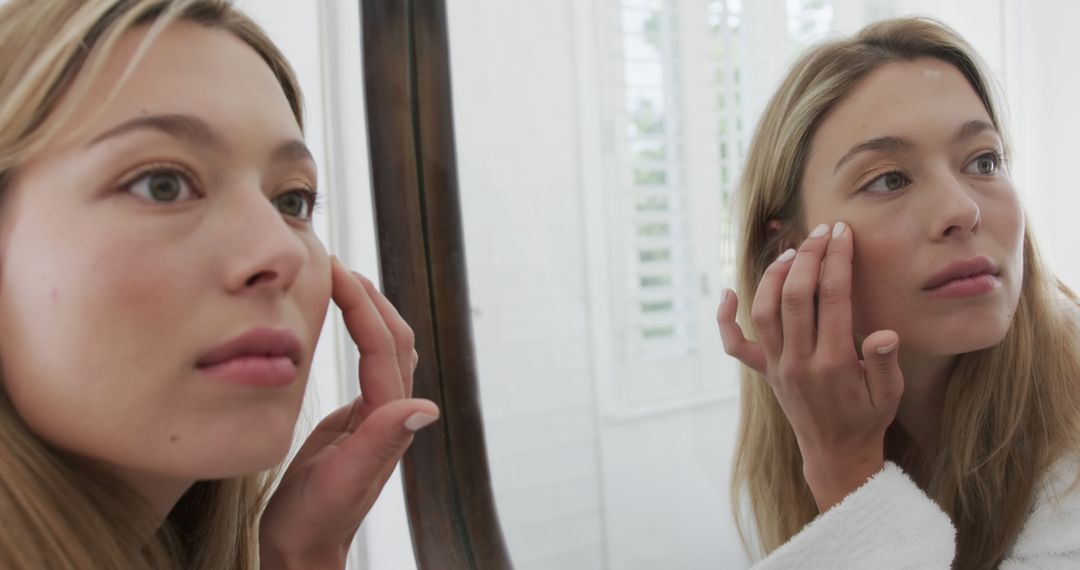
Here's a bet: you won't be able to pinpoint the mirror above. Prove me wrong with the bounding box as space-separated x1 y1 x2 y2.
444 0 1013 567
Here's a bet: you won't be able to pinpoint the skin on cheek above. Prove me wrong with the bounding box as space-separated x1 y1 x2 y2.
846 221 908 338
305 244 333 320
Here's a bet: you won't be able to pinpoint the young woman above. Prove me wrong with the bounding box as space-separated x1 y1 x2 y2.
717 18 1080 569
0 0 439 568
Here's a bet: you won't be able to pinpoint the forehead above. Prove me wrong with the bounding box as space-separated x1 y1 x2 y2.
808 58 992 161
59 20 297 148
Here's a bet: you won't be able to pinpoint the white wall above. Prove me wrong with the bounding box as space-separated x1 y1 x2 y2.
448 0 608 566
1003 0 1080 290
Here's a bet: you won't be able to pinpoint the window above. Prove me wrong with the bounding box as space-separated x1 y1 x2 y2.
600 0 745 415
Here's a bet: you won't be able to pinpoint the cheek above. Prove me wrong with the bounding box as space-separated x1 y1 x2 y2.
848 222 913 335
298 237 332 333
986 190 1026 304
0 217 191 450
998 193 1025 258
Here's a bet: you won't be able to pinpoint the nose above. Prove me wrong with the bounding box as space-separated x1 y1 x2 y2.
930 170 981 240
222 189 308 294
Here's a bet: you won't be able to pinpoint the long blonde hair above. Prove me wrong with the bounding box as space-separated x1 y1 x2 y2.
730 18 1080 569
0 1 304 568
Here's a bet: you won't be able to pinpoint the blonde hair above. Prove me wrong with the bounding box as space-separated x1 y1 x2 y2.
0 1 304 567
730 17 1080 569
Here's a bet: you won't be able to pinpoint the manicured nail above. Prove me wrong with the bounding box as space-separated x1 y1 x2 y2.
404 412 438 432
876 339 899 355
777 248 796 263
832 222 846 238
810 223 829 238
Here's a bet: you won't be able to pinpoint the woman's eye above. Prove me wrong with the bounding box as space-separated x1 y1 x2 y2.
864 171 910 193
963 152 1001 176
272 189 317 219
127 170 195 202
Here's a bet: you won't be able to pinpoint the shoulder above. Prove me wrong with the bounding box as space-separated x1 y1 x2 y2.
752 462 954 569
1003 456 1080 568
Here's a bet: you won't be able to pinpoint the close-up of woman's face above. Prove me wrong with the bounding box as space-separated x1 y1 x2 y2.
799 57 1025 359
0 20 331 496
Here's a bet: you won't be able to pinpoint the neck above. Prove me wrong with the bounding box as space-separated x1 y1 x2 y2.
892 350 955 453
111 465 195 526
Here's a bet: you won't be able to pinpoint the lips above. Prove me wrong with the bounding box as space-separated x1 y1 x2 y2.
923 256 1000 291
197 327 302 386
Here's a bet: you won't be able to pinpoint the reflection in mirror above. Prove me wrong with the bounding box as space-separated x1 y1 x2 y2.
445 0 1022 568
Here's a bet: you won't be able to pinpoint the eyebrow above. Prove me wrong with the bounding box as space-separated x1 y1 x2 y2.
832 119 998 174
90 113 223 149
272 140 316 165
88 112 315 166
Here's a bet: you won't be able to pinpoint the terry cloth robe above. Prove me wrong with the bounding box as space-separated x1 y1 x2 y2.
751 459 1080 569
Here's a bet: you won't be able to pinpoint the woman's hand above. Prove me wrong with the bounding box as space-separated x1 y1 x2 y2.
259 258 440 569
717 222 904 512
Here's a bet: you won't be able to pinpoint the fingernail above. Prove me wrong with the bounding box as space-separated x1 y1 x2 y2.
777 248 796 263
810 223 829 238
876 339 899 355
404 412 438 432
721 289 730 304
832 222 847 238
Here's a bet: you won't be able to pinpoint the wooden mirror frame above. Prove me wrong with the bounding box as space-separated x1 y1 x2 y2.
361 1 512 568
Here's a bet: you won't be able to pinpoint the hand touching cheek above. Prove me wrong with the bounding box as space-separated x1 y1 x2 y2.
717 223 904 512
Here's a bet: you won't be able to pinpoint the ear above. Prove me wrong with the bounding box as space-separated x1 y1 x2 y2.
765 219 794 253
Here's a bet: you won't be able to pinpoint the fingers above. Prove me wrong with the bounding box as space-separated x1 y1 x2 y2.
331 258 405 405
816 222 856 359
353 271 417 397
281 399 361 479
283 391 439 486
780 223 832 359
716 290 766 373
860 331 904 411
326 398 440 502
750 248 796 358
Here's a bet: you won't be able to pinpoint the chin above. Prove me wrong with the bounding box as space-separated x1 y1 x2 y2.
198 435 294 479
918 318 1012 356
932 335 1005 356
184 411 299 479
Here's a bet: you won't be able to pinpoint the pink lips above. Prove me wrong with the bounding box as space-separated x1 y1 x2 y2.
197 327 302 387
923 256 1001 298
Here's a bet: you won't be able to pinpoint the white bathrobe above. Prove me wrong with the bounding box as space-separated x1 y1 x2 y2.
752 459 1080 569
